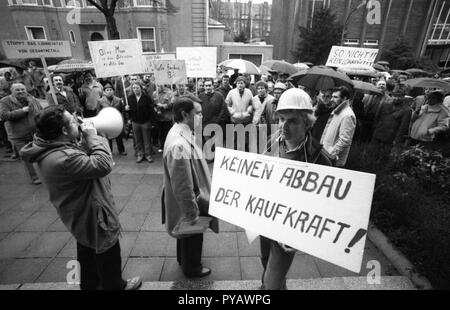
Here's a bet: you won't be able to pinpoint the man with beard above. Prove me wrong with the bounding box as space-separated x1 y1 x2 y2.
20 105 142 290
47 75 83 116
0 83 43 184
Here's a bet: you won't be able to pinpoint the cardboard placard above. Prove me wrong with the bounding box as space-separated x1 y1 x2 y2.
209 148 376 273
176 47 217 78
153 60 188 85
326 46 379 67
141 53 177 74
2 40 72 59
88 39 144 78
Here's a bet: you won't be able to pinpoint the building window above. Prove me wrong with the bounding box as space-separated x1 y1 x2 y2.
364 40 379 46
25 26 47 40
84 0 94 7
344 39 360 46
69 30 76 45
137 27 156 53
42 0 53 6
20 0 38 5
229 54 263 66
134 0 165 7
64 0 82 7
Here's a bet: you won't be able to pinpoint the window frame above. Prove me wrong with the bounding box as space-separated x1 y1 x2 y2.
25 26 47 41
137 27 157 54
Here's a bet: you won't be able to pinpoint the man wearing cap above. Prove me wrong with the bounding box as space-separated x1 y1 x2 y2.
47 75 83 116
320 86 356 167
259 88 332 290
260 82 286 131
99 82 127 156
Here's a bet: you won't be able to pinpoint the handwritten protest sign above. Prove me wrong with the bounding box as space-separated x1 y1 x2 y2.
2 40 72 59
176 47 217 78
326 46 379 67
88 39 143 78
141 53 177 74
153 60 188 85
209 148 376 273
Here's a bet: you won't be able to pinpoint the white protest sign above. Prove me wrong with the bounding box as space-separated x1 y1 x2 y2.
326 46 379 67
209 148 376 273
2 40 72 59
141 53 177 74
176 47 217 78
88 39 144 78
153 60 188 85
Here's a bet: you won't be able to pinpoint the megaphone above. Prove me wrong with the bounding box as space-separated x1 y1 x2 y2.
81 107 124 139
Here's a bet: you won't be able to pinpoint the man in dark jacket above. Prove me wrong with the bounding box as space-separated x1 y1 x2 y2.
20 105 142 290
47 75 83 115
217 75 233 99
127 82 157 163
260 88 332 290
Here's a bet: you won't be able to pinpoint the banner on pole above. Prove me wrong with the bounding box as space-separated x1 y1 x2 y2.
2 40 72 59
209 148 376 273
176 47 217 78
141 53 177 74
88 39 144 78
326 46 379 67
153 60 188 85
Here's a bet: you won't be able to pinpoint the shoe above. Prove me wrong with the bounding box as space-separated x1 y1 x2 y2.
136 155 144 163
119 152 127 156
146 155 154 163
31 179 42 185
11 154 19 160
186 267 211 278
158 149 163 153
124 276 142 290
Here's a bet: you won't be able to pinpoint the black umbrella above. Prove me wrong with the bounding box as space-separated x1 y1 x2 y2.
290 66 354 91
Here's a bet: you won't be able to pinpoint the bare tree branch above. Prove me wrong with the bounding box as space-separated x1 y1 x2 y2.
87 0 106 14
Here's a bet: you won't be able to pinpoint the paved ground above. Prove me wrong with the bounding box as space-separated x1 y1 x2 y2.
0 140 400 287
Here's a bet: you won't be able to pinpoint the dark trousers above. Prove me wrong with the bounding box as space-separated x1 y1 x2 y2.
158 121 172 149
108 132 125 154
176 234 204 276
77 241 126 290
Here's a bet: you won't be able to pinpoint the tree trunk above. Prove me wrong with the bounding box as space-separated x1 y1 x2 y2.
105 14 120 40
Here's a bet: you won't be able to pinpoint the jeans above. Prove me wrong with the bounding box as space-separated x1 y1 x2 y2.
12 137 39 182
132 121 152 157
260 236 295 290
108 132 125 154
77 241 126 290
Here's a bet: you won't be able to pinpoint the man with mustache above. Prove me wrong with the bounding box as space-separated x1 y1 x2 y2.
47 75 83 116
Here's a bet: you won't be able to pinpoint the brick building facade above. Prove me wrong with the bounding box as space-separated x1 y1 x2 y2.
270 0 449 69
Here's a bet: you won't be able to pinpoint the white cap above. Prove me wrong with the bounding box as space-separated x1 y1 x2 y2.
276 88 313 112
274 82 287 91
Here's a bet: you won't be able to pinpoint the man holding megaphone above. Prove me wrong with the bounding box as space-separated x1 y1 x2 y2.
20 105 142 290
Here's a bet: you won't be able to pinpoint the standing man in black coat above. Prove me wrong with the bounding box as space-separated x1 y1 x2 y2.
126 83 156 163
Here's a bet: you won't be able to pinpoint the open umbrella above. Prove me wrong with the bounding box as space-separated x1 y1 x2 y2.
0 60 27 70
376 61 390 67
259 64 276 75
218 59 261 75
261 60 298 75
303 62 314 67
293 62 310 70
337 64 377 78
352 80 382 95
391 69 411 76
290 65 353 91
405 68 431 77
402 78 450 92
48 58 94 73
373 63 386 71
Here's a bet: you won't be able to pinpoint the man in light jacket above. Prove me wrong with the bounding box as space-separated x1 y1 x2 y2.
20 105 142 290
162 97 219 278
320 86 356 167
